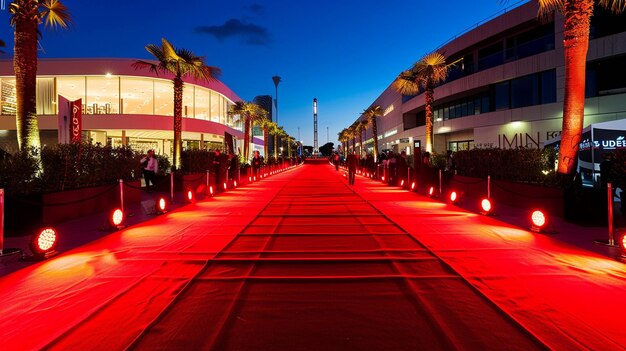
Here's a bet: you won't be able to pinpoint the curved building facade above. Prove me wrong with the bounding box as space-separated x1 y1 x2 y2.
351 1 626 160
0 58 263 157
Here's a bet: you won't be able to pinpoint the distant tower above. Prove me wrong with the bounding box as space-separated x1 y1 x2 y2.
272 76 281 124
313 98 318 155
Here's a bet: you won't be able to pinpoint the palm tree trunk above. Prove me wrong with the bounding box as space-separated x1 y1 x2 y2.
558 0 593 175
243 117 250 163
372 116 379 163
359 132 363 156
173 77 184 169
14 19 40 151
263 127 269 160
273 134 278 159
424 82 434 153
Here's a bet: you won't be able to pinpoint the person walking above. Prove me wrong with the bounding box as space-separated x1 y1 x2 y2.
333 152 340 171
140 149 158 191
252 150 262 179
347 150 358 185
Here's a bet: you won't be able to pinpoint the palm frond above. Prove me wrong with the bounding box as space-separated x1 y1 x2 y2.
131 60 160 75
537 0 564 18
599 0 626 13
393 71 420 96
41 0 71 29
160 38 180 61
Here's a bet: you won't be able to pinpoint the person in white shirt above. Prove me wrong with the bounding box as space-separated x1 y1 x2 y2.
140 149 159 190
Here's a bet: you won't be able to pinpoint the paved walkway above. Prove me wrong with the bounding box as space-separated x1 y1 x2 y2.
0 164 625 350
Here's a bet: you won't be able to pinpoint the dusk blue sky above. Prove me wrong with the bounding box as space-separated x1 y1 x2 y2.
0 0 526 147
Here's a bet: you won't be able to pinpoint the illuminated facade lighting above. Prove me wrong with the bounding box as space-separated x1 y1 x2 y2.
449 191 458 203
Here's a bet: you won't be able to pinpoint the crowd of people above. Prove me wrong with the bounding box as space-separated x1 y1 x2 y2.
331 149 456 187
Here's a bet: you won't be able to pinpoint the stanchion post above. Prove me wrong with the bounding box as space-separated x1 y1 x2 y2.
595 182 619 247
206 170 210 196
0 188 4 255
608 182 615 246
439 169 443 197
119 179 124 212
488 175 491 199
170 172 174 203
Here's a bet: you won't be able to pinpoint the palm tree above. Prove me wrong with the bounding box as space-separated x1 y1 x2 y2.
227 101 267 163
133 38 221 169
9 0 71 151
347 124 357 153
532 0 625 175
394 52 460 153
360 119 369 155
285 135 296 158
363 105 383 162
260 119 277 161
338 129 349 158
354 120 364 156
275 127 287 157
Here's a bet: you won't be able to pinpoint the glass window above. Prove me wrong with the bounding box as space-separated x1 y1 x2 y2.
494 82 510 110
220 96 227 125
210 91 220 123
86 76 120 114
154 80 174 116
35 78 55 115
540 69 557 103
57 76 86 104
183 84 194 118
511 74 538 108
194 87 210 120
443 106 449 120
120 77 154 115
1 78 16 116
481 94 490 113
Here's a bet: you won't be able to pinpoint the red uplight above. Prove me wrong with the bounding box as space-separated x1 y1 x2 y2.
249 176 252 182
480 198 492 214
31 227 58 258
449 191 458 203
428 186 435 196
110 208 124 227
411 182 416 190
209 186 214 195
531 210 547 228
619 232 626 255
187 190 194 202
234 180 237 187
382 176 385 181
158 197 167 212
400 180 405 187
253 176 257 181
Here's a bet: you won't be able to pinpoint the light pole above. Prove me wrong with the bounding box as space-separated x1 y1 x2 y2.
272 75 281 124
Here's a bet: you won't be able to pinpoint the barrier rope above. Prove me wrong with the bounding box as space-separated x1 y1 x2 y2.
491 181 562 199
7 184 118 207
450 176 486 185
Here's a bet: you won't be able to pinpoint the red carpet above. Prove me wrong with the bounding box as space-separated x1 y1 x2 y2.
0 164 625 350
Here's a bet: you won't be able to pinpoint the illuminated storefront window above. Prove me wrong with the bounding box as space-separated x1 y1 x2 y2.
1 78 16 116
183 85 194 118
194 87 210 120
87 76 120 114
154 80 174 116
57 76 86 106
121 77 153 115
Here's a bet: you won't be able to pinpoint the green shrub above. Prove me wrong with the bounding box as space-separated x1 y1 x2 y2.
181 149 213 173
454 147 558 185
0 149 40 195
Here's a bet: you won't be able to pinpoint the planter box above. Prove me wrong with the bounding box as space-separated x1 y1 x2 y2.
4 181 141 235
42 181 141 225
450 175 564 217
